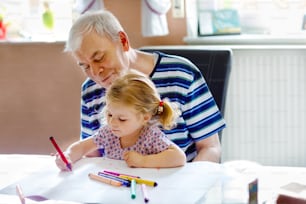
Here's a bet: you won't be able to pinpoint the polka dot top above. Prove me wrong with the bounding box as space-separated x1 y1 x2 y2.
93 125 172 160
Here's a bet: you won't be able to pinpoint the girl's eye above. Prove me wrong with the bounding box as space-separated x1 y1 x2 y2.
107 113 112 118
119 118 126 122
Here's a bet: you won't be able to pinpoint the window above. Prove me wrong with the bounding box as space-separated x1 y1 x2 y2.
0 0 73 41
197 0 306 35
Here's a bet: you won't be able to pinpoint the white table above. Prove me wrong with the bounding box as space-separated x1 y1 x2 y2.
0 154 222 204
1 155 306 204
206 160 306 203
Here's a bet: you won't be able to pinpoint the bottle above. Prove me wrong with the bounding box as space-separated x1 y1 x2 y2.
0 17 6 40
42 1 54 30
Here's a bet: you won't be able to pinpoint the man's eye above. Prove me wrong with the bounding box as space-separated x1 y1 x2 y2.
94 55 104 63
83 67 90 71
79 64 90 71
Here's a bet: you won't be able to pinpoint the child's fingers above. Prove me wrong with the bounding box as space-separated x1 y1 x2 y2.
54 153 72 171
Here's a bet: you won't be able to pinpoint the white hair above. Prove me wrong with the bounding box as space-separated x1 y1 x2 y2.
64 10 124 52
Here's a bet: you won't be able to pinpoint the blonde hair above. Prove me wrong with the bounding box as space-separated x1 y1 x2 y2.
105 70 180 130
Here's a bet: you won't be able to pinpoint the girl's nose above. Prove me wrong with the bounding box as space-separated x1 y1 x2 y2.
108 117 117 127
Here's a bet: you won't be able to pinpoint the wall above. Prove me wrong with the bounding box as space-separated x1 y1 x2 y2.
0 1 187 154
104 0 187 48
0 42 86 154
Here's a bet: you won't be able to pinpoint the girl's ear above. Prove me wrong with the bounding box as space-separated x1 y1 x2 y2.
143 113 152 124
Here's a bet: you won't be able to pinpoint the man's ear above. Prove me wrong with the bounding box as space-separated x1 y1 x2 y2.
118 31 129 51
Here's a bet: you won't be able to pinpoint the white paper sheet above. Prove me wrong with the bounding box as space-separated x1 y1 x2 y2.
0 194 81 204
0 156 223 204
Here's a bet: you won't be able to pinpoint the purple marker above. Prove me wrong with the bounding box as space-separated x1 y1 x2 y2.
103 170 140 178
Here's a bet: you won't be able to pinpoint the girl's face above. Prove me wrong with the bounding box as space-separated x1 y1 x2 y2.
106 103 150 138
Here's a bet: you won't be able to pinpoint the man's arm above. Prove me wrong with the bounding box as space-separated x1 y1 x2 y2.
192 133 221 163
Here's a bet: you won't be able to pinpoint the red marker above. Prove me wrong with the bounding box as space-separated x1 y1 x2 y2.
49 136 72 171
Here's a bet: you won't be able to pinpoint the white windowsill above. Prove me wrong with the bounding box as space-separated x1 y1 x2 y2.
184 34 306 46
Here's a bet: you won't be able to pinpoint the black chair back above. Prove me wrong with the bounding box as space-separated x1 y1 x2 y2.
141 47 232 142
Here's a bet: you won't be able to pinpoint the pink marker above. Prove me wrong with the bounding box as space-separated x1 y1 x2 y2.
102 170 140 178
141 184 149 203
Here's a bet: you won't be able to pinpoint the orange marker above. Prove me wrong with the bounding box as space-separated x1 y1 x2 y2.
88 173 122 187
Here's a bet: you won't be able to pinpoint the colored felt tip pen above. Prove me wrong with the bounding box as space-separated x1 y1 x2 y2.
49 136 72 171
141 184 149 203
103 170 140 178
16 184 25 204
130 179 136 199
119 175 158 187
88 173 122 187
98 172 131 187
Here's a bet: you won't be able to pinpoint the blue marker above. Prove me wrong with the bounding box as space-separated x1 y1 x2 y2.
98 172 131 187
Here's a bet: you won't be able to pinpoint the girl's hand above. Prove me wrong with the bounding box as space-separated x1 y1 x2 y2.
51 152 73 171
123 151 144 168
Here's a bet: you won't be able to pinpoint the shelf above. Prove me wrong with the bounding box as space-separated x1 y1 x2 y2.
184 34 306 46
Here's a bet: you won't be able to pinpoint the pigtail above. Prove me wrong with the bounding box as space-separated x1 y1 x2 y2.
156 99 181 130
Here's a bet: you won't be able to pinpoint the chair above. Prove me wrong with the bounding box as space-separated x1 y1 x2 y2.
140 46 232 142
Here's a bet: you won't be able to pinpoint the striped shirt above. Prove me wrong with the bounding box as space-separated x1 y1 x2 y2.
80 51 226 161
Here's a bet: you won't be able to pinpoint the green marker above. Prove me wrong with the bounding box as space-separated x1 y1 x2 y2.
130 179 136 199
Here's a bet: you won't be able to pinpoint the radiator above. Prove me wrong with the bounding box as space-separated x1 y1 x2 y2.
221 48 306 167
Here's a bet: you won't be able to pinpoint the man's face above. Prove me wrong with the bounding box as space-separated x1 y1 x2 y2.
73 32 129 88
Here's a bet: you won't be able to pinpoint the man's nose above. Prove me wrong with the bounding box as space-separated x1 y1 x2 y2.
90 63 103 76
